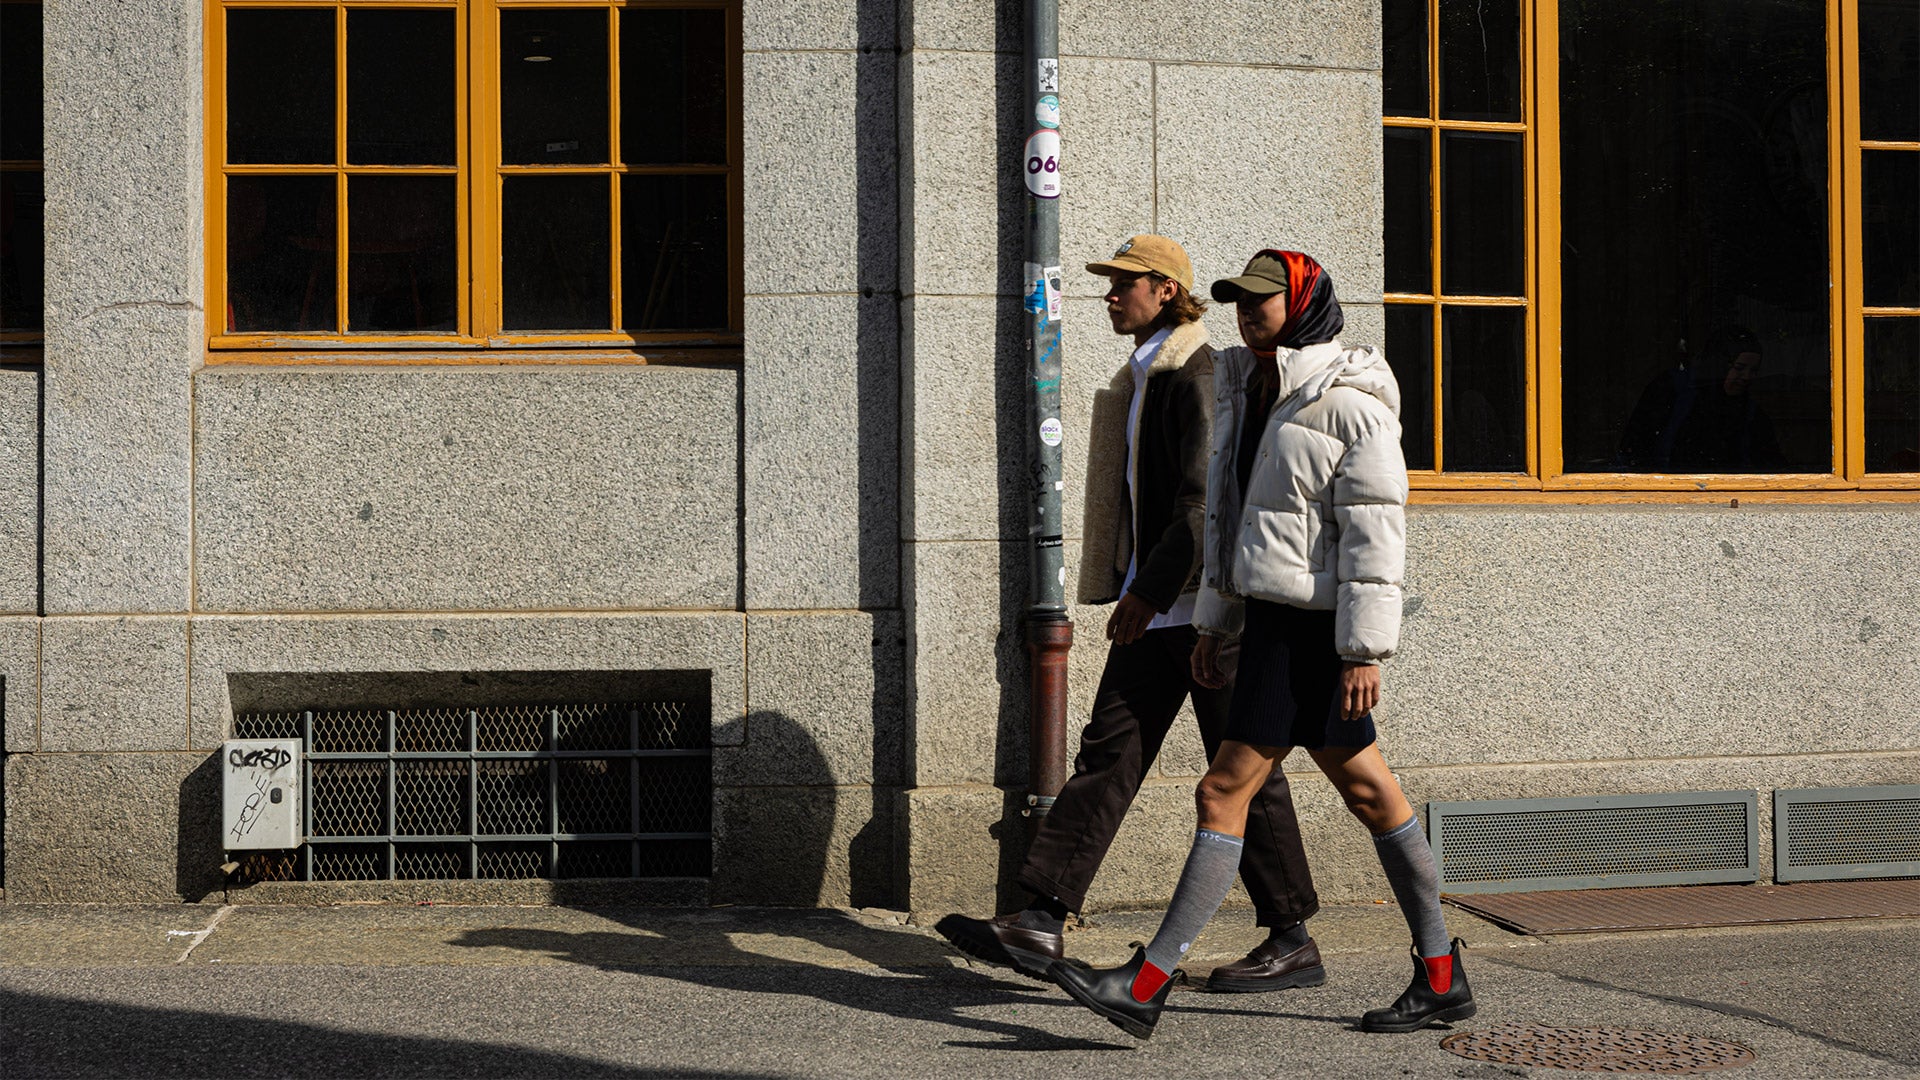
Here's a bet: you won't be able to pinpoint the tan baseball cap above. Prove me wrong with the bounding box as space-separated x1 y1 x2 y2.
1085 234 1194 293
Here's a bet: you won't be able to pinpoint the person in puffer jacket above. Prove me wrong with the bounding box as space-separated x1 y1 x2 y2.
1049 250 1477 1040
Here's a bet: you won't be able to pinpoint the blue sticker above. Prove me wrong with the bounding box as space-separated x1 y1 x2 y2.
1036 95 1060 129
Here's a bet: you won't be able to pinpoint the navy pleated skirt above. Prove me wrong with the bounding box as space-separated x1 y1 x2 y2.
1221 599 1378 750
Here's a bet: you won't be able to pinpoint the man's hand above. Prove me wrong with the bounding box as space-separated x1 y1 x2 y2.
1106 592 1156 645
1339 661 1381 720
1191 633 1229 689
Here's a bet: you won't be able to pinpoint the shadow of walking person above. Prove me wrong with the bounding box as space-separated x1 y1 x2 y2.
447 710 1130 1052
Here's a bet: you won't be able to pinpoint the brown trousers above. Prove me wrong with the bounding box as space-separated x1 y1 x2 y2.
1016 623 1320 925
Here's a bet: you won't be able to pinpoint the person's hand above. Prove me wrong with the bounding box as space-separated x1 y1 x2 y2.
1106 592 1156 645
1191 633 1229 689
1339 661 1381 720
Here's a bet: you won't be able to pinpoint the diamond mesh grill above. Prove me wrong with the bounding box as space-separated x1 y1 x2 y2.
478 842 549 879
478 760 549 834
396 761 466 836
1432 794 1756 892
232 699 711 884
310 761 387 837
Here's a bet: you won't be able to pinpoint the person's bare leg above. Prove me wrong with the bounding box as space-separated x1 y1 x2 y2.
1309 743 1474 1030
1050 740 1290 1037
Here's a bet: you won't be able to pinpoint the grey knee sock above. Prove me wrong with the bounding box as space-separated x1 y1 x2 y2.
1143 829 1245 974
1373 815 1449 959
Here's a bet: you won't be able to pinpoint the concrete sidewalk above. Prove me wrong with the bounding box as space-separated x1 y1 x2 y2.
0 900 1913 1078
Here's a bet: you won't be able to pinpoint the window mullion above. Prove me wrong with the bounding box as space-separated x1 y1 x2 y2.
335 3 349 335
471 0 501 342
1835 0 1864 481
1533 0 1564 481
608 5 623 333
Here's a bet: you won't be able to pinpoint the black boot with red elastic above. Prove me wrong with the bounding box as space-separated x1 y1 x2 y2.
1360 938 1476 1033
1049 946 1176 1040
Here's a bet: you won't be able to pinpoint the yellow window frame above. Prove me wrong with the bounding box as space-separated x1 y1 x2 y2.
1389 0 1920 501
203 0 743 362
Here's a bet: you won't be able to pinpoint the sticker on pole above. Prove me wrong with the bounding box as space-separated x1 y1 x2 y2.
1044 266 1063 322
1037 58 1059 93
1039 417 1063 447
1036 94 1060 129
1024 130 1061 199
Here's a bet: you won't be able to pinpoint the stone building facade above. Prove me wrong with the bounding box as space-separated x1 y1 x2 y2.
1 0 1914 910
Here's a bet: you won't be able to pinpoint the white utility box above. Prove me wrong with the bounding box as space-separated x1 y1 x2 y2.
222 739 302 850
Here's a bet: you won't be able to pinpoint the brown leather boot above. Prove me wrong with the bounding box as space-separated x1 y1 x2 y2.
933 913 1063 979
1206 936 1327 993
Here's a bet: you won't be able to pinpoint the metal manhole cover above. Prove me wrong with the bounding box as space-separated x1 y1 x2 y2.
1441 1025 1757 1073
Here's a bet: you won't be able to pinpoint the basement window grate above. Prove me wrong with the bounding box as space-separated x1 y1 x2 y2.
1775 785 1920 882
1428 791 1758 894
231 702 711 883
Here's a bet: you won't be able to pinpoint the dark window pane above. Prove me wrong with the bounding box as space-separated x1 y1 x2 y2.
1383 0 1428 118
1 4 42 161
1386 304 1435 470
348 176 458 333
620 10 726 165
622 175 728 331
1865 317 1920 473
502 175 610 331
1441 305 1525 471
1558 0 1830 474
348 9 456 166
0 171 43 331
501 10 608 165
1864 150 1920 308
1441 131 1523 296
1860 0 1920 142
1439 0 1521 121
1384 128 1432 294
227 175 336 332
227 9 335 165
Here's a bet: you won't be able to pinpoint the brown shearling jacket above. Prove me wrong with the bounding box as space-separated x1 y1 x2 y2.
1075 318 1215 612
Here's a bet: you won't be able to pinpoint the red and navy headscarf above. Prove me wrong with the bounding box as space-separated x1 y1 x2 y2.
1254 249 1346 349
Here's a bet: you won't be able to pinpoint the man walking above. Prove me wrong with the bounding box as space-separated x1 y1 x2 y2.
937 235 1324 993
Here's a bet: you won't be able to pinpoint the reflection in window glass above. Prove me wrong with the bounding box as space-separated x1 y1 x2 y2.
502 176 610 331
0 171 43 332
227 175 336 332
348 9 457 166
620 10 726 165
1859 0 1920 143
227 9 334 165
1384 129 1431 295
1558 0 1830 474
1441 306 1526 471
1439 0 1521 121
501 10 608 165
348 177 458 332
1863 151 1919 309
1385 305 1435 470
622 175 728 331
1865 319 1920 473
1442 131 1524 296
1382 0 1428 118
1 4 42 161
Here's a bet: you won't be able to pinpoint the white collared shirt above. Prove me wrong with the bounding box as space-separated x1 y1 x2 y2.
1120 326 1196 631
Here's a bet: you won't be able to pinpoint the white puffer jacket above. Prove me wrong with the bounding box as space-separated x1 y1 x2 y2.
1192 340 1408 662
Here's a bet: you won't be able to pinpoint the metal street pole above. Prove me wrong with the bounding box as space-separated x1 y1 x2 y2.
1019 0 1071 831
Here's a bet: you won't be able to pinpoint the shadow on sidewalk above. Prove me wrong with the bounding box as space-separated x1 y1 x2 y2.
0 988 721 1079
447 910 1131 1052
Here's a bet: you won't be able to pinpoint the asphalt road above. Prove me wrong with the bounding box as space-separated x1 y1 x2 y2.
1 904 1913 1078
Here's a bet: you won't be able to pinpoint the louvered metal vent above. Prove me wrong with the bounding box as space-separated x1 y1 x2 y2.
231 701 710 883
1775 785 1920 883
1428 791 1758 894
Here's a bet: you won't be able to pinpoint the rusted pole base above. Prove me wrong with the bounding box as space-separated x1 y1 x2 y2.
1024 613 1074 834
